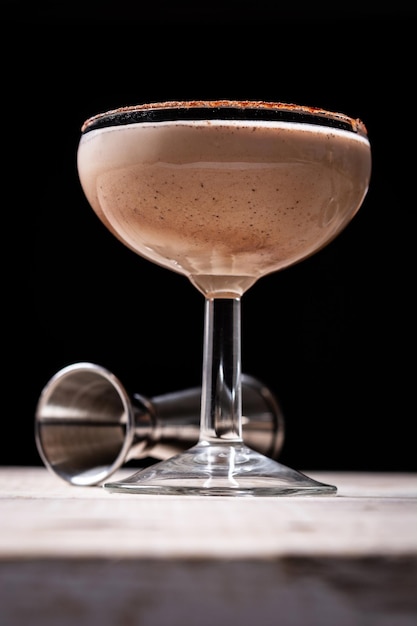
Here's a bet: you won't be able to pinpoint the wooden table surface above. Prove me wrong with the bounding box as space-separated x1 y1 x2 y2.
1 467 416 626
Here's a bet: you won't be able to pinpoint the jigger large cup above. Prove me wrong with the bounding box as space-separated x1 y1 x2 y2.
35 362 285 486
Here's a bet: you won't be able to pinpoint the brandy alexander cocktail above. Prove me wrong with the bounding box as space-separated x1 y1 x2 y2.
77 101 371 495
78 102 370 298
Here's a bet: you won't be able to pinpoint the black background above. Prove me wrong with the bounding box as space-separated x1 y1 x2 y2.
3 2 416 472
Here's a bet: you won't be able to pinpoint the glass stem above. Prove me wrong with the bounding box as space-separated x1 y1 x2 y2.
199 297 243 445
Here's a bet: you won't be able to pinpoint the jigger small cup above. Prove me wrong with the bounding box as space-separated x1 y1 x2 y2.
35 362 285 486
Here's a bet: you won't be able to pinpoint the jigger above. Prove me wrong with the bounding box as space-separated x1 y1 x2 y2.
35 362 285 486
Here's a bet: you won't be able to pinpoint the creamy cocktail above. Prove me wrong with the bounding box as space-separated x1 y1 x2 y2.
78 103 370 298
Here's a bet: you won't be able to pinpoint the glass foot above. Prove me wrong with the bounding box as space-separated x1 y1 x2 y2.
103 442 337 496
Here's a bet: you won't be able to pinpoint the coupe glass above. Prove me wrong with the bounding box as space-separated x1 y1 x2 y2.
77 100 371 496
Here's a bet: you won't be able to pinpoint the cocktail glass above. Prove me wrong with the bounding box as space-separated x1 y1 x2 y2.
77 100 371 495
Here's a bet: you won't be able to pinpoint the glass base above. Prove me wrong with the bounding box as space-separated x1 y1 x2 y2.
103 442 337 496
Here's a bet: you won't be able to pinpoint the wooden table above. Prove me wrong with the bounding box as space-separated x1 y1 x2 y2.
0 467 416 626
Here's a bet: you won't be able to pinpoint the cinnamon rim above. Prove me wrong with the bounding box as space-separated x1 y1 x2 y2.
81 100 368 137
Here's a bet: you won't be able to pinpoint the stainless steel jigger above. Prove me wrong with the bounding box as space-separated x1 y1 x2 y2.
35 362 285 487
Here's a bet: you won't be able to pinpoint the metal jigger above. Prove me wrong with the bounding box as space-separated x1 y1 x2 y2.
35 362 285 487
